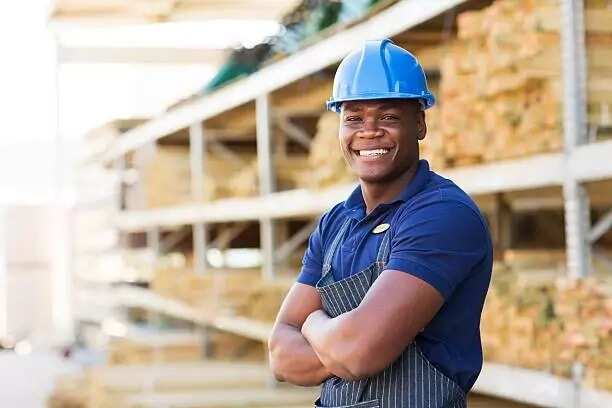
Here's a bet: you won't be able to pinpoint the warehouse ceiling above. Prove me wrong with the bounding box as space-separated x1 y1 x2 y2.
50 0 301 64
50 0 302 23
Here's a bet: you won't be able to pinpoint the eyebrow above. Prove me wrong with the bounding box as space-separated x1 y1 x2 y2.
343 102 405 113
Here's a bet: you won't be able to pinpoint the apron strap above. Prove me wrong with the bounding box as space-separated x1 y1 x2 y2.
375 226 392 263
321 217 352 280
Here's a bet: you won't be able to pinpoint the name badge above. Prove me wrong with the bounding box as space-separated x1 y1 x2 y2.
372 223 390 234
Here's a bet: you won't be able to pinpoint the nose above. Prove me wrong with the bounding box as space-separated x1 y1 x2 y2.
359 118 384 138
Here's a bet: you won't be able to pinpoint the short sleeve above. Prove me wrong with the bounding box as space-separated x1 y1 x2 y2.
296 217 325 286
386 200 489 300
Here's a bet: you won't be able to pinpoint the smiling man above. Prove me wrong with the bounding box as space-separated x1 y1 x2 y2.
268 39 493 408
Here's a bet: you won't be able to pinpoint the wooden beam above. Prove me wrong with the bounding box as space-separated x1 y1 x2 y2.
275 116 312 150
209 222 249 250
274 218 318 264
58 46 227 64
589 209 612 243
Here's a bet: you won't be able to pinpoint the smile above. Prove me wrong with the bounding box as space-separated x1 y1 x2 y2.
355 148 391 157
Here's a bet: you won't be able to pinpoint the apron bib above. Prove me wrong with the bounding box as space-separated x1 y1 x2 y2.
313 218 466 408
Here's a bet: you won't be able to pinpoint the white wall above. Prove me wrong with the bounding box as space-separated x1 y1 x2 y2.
0 205 73 347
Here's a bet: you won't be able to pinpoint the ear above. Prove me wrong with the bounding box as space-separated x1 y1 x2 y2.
416 110 427 141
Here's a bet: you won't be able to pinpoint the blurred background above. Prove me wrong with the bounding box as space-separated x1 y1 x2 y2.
0 0 611 407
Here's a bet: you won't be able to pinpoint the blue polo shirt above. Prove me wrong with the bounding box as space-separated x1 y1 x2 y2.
297 159 493 394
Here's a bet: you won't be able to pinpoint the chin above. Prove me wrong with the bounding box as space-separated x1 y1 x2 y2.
356 169 395 184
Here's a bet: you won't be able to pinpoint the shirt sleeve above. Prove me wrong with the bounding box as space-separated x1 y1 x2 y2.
386 200 489 300
296 215 326 287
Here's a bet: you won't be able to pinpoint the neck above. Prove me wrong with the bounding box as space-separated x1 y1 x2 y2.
361 161 420 215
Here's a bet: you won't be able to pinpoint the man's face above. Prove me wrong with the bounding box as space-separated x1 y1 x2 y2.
339 99 425 184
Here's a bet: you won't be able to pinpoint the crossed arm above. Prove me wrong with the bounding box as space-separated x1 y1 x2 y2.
267 269 444 385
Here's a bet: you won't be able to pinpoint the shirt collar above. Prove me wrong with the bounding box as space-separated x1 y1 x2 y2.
343 159 431 217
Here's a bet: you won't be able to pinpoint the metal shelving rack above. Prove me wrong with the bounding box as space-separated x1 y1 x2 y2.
81 0 612 406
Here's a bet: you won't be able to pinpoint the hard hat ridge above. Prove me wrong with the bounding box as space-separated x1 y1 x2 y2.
326 38 435 113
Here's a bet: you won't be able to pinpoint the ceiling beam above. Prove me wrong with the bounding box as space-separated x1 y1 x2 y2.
58 46 228 64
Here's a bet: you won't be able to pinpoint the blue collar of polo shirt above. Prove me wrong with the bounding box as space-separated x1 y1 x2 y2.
343 159 431 219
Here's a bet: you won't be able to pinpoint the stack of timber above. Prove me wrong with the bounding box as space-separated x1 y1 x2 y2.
47 374 88 408
481 249 612 391
151 266 290 321
227 154 311 197
48 361 318 408
438 0 612 166
271 75 331 116
204 103 256 139
107 333 204 365
139 146 244 208
297 111 356 189
138 146 310 207
554 277 612 391
150 266 291 361
418 82 446 170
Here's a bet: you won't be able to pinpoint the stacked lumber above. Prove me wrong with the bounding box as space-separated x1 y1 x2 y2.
271 75 332 116
227 154 311 197
151 267 258 311
481 249 612 391
151 267 290 322
553 277 612 390
242 278 291 322
48 361 318 408
297 111 356 189
107 336 203 365
419 103 446 170
207 331 265 362
140 146 311 206
47 374 88 408
481 260 561 370
150 266 291 362
204 103 255 137
438 0 612 166
140 146 247 208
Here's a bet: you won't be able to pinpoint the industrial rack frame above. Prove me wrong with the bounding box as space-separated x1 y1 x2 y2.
79 0 612 406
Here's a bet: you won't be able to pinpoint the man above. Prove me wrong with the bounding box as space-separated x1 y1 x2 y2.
268 39 493 408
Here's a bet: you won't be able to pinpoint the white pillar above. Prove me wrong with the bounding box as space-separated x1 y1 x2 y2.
561 0 591 279
256 94 276 280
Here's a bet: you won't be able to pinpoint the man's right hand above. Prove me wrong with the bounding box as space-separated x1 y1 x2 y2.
267 282 333 386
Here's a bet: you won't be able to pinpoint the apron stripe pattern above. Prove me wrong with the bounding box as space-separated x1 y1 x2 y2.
313 218 467 408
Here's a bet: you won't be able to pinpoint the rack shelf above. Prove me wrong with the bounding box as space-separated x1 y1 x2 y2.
473 362 612 408
73 1 612 406
114 286 272 342
100 0 469 163
114 140 612 232
108 286 612 407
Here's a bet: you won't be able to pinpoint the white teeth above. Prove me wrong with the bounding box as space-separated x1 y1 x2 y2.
359 148 389 157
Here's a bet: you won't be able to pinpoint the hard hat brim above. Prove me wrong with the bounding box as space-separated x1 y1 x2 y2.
326 93 435 113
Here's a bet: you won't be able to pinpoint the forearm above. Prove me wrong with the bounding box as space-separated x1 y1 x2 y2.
268 322 333 386
301 310 365 380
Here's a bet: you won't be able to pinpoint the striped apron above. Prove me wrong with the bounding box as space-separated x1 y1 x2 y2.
313 218 467 408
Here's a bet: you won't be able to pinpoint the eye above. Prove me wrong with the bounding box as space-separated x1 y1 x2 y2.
381 114 399 120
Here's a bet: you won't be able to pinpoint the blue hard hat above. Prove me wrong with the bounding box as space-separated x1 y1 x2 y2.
326 38 435 113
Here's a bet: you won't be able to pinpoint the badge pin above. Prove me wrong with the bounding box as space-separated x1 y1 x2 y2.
372 223 390 234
